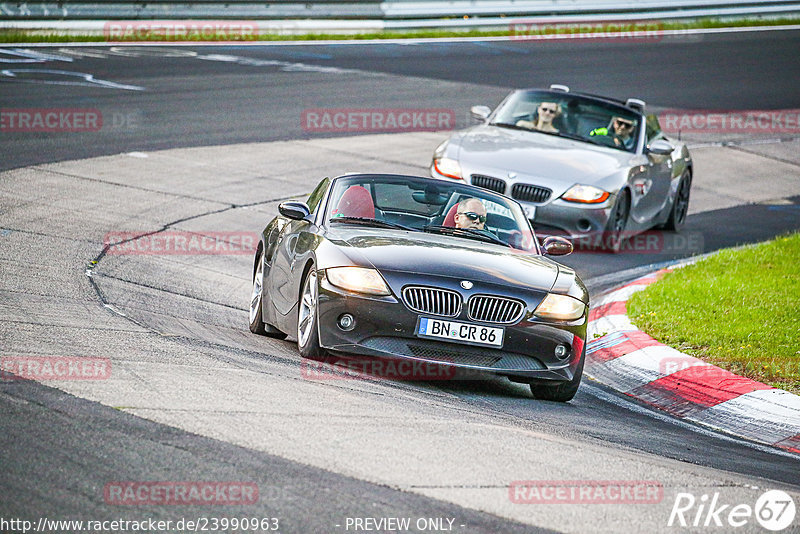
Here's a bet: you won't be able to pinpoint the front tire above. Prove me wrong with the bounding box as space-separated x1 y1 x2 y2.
530 350 585 402
297 268 325 359
663 170 691 231
249 251 287 338
603 191 630 253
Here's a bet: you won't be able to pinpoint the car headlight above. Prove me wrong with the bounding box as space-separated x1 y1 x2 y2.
432 157 463 180
534 294 586 321
325 267 391 296
561 184 610 204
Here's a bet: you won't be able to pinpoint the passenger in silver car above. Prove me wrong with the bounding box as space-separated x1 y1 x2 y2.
516 102 561 133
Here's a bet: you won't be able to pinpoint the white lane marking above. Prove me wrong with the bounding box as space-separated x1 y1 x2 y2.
57 47 115 59
195 52 363 74
0 69 145 90
10 48 74 62
0 48 59 63
582 383 800 460
108 46 198 58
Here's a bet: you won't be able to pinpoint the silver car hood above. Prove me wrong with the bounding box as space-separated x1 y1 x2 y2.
456 125 634 188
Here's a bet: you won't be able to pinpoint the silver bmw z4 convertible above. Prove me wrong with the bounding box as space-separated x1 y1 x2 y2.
431 85 693 251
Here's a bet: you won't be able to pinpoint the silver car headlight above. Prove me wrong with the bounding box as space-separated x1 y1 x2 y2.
534 294 586 321
325 267 391 296
561 184 610 204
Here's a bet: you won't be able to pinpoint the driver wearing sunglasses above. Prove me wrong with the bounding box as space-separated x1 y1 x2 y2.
455 198 488 230
589 116 636 149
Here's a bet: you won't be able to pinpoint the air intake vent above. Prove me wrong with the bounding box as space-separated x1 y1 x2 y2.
402 286 462 318
470 174 506 194
511 183 552 204
468 295 525 324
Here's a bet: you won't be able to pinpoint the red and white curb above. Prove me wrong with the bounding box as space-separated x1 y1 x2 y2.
585 269 800 454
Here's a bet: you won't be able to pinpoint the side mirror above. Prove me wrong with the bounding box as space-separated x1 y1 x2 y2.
279 201 311 221
646 139 674 156
470 105 491 122
542 236 573 256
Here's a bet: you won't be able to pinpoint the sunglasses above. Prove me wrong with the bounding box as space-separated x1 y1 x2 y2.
614 120 633 129
540 107 557 114
458 212 487 223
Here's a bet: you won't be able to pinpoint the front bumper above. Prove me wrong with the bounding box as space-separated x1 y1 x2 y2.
531 198 615 238
430 164 614 239
317 274 586 383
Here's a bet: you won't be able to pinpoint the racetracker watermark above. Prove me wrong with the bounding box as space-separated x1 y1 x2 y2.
509 19 664 42
104 482 259 505
104 231 258 256
659 109 800 134
509 480 663 504
301 108 456 133
1 108 142 132
570 231 704 255
104 21 258 42
1 356 111 380
0 108 102 132
301 356 457 381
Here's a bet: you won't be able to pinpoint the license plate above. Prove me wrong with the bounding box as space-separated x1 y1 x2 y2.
417 317 504 348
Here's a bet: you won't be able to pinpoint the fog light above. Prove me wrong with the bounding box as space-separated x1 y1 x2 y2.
554 344 569 359
577 219 592 232
337 313 355 331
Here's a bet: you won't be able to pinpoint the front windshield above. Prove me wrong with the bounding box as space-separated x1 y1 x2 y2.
325 175 538 252
491 90 641 152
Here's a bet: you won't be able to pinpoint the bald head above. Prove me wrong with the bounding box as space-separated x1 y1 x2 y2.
455 198 487 229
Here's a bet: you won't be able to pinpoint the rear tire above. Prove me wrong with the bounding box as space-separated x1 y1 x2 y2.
530 350 585 402
297 267 325 360
249 251 287 338
664 170 691 231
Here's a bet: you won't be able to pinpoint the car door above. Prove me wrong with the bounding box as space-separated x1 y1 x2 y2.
268 178 330 316
630 115 673 223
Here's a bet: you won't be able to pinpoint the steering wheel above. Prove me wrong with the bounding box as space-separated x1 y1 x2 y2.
590 134 618 148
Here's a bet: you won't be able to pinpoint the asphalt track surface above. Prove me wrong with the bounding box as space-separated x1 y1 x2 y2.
1 29 800 533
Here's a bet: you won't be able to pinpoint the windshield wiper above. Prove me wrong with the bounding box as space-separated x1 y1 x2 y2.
329 216 417 232
422 225 511 248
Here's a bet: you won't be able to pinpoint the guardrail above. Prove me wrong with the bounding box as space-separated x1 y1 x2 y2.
2 0 800 33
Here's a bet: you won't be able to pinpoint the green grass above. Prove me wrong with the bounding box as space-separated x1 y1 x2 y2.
627 232 800 394
2 16 799 43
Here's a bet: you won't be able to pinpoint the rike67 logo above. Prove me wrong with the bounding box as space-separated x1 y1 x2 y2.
668 490 796 531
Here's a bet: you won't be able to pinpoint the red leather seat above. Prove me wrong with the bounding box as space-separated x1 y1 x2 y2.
442 204 459 227
333 186 375 218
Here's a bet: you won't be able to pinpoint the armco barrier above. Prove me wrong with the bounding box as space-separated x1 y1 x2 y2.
2 0 800 25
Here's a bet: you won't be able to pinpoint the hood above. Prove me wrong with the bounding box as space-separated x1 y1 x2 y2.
456 125 633 184
324 226 561 292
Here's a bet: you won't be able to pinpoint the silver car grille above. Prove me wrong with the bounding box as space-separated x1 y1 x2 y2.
471 174 506 194
468 295 525 324
511 183 552 204
402 286 461 318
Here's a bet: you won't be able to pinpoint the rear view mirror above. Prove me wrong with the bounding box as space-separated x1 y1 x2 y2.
279 201 311 221
470 105 491 122
542 236 573 256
